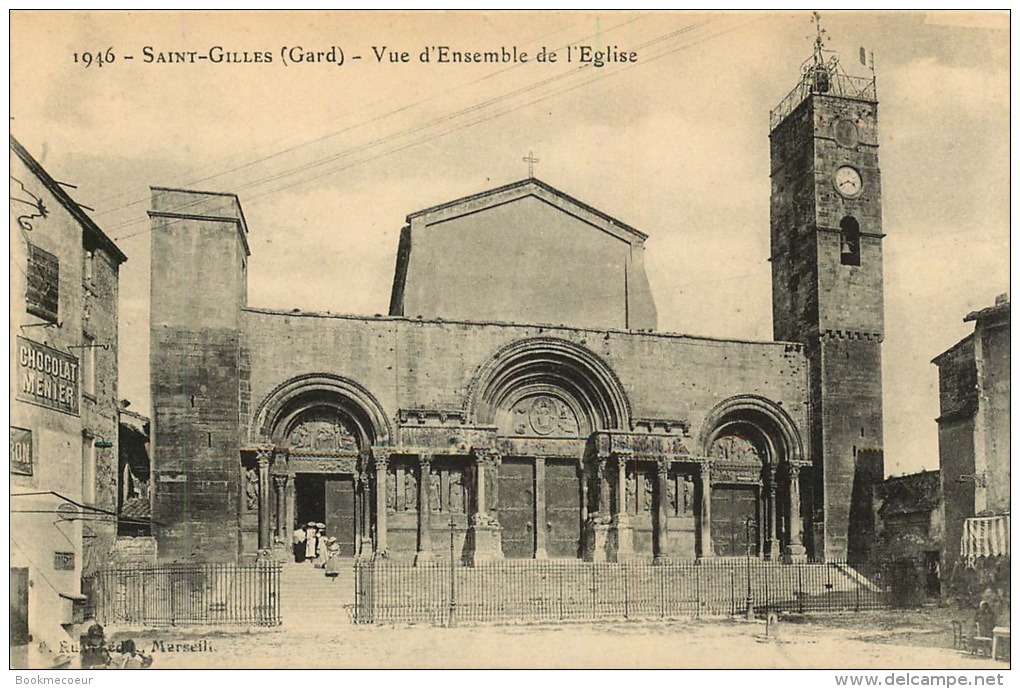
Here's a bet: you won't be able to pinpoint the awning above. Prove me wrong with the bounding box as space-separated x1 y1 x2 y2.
961 515 1011 562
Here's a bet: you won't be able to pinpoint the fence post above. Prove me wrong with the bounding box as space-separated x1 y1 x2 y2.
798 565 804 614
447 517 457 627
590 562 597 619
730 568 736 617
695 563 701 619
622 564 629 619
659 564 665 619
855 571 861 612
558 565 564 621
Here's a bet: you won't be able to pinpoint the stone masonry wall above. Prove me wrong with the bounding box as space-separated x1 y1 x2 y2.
242 310 809 452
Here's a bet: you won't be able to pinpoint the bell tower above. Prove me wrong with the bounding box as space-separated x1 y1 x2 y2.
769 16 884 562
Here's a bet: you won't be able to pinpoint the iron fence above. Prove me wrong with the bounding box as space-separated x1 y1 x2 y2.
354 558 893 626
87 563 281 627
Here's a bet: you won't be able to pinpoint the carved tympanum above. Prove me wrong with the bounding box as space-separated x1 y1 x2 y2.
508 395 579 437
287 410 359 452
710 434 761 463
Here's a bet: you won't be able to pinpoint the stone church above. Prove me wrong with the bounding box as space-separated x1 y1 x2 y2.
149 50 885 566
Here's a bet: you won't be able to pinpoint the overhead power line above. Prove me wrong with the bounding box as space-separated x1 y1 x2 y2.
109 16 756 242
88 13 656 220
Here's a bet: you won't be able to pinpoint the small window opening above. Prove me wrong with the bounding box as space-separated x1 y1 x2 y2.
840 216 861 266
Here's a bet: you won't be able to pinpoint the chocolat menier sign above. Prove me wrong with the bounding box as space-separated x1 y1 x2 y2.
16 337 79 416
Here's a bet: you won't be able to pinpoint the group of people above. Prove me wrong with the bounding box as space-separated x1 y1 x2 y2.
293 521 343 578
80 623 152 670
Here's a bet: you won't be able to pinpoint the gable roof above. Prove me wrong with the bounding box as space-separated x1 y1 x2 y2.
10 135 128 264
406 177 648 243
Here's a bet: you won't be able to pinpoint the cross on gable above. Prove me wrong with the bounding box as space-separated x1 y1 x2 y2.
522 151 539 177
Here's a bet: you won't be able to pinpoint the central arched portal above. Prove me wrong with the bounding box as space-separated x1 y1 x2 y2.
249 374 389 559
283 406 362 557
469 338 631 560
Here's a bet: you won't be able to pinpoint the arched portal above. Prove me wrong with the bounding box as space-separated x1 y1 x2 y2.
700 396 806 559
249 374 391 559
466 338 631 559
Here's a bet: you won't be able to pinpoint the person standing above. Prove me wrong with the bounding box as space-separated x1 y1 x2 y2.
977 600 997 638
304 522 318 562
293 525 307 562
325 537 343 579
80 623 111 669
314 525 329 568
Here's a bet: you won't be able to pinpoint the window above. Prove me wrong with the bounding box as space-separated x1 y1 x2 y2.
82 333 96 398
26 243 59 322
840 216 861 266
83 248 94 283
82 435 96 505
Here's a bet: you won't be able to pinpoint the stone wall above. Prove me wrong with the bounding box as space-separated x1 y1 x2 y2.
392 180 657 332
149 188 248 562
243 309 809 448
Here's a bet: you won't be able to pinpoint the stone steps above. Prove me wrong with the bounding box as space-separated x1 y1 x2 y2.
279 561 356 628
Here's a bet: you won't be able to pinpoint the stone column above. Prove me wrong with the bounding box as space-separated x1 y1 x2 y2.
415 454 433 564
374 455 389 557
698 463 712 559
765 467 778 559
273 474 288 545
353 473 362 556
579 457 588 524
467 448 503 564
653 459 671 564
610 455 633 562
616 455 627 515
256 446 273 551
534 457 548 559
585 455 614 562
784 464 807 562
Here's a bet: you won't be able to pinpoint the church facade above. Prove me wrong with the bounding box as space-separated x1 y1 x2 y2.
148 53 884 566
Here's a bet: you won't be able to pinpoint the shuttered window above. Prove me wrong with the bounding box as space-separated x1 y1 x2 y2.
26 243 59 322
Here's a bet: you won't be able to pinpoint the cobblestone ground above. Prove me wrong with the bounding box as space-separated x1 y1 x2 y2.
107 612 1008 670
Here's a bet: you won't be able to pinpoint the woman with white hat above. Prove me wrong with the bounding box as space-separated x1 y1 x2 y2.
304 522 318 562
314 524 329 568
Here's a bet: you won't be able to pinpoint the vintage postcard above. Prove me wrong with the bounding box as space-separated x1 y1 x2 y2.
8 10 1010 674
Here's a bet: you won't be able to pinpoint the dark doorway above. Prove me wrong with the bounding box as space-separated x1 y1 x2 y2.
10 567 29 646
924 550 941 598
711 485 760 557
295 474 356 556
499 459 534 558
545 459 581 558
295 474 326 526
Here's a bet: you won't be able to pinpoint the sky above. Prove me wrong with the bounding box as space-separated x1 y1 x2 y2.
9 11 1010 478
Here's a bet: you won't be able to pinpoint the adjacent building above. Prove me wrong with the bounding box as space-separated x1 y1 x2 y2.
874 470 943 599
10 136 127 666
934 294 1010 600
